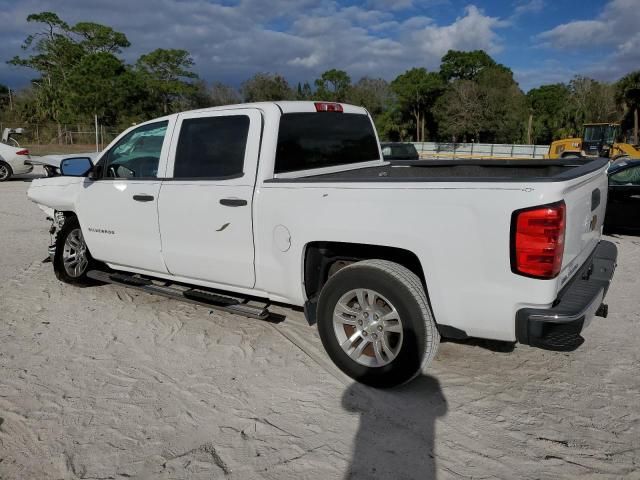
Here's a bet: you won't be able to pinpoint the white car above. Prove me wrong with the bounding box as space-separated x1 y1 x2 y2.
27 101 617 387
0 142 33 181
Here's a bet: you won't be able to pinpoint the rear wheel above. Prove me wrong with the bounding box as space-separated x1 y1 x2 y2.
0 161 12 182
317 259 439 388
53 216 96 285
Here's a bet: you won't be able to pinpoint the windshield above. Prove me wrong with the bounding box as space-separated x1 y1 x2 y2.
583 125 618 143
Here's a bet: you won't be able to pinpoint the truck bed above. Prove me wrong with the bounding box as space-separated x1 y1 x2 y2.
271 158 609 183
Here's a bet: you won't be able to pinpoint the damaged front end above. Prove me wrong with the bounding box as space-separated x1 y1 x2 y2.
46 211 66 261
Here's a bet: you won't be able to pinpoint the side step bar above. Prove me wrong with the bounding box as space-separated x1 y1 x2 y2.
87 270 283 322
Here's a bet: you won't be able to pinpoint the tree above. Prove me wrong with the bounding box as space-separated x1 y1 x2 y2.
136 48 198 114
72 22 130 54
526 83 571 143
390 68 444 141
435 67 527 143
8 12 84 127
347 77 393 117
210 82 241 106
434 80 485 141
66 52 128 122
296 82 312 100
375 108 410 141
615 71 640 142
476 67 527 143
315 69 351 102
7 11 134 129
0 84 9 109
241 73 293 102
565 76 619 136
439 50 500 82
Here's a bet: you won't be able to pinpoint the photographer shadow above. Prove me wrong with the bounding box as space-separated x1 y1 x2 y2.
342 374 447 479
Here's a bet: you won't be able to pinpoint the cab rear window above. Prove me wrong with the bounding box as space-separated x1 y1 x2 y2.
275 113 380 174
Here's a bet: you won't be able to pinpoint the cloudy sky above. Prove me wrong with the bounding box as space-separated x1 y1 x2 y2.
0 0 637 92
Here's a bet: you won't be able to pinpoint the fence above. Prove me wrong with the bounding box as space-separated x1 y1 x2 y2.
0 122 122 156
412 142 550 159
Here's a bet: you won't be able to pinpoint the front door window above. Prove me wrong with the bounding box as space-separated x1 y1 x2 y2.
101 121 168 179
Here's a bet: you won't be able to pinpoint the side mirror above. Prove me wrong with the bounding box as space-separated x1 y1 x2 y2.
60 157 93 177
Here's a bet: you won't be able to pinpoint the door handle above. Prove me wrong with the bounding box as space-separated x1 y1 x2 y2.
220 198 247 207
133 194 155 202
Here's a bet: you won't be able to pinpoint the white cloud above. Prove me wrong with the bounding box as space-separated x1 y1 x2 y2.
367 0 414 11
537 0 640 80
0 0 508 87
537 0 638 50
511 0 544 19
410 5 507 58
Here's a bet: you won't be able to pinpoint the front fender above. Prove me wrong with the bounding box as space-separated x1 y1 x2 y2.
27 176 88 214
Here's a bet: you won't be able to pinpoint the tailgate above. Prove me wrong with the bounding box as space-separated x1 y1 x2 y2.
558 164 609 289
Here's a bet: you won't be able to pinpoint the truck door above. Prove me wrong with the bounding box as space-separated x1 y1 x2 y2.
158 109 262 288
76 119 173 274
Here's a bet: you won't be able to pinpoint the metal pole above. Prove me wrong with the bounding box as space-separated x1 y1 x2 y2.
95 115 99 152
634 108 638 146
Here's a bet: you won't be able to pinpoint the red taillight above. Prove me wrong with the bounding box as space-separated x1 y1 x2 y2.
314 102 343 112
511 201 566 279
16 149 29 155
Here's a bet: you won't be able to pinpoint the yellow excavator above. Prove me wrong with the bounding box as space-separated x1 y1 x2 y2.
547 123 640 160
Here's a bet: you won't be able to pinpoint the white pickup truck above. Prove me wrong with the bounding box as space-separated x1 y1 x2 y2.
27 101 617 387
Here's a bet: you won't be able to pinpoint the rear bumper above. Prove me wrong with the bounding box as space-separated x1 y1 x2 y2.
515 240 617 350
13 161 33 175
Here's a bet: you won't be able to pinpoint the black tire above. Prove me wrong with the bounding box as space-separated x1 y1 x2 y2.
53 216 96 285
317 259 439 388
0 161 12 182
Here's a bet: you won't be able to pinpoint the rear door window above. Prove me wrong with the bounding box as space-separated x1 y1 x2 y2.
173 115 249 179
275 113 380 174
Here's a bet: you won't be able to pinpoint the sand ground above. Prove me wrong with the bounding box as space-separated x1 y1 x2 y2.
1 170 638 479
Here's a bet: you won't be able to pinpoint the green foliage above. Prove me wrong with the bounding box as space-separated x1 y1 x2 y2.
476 67 527 143
0 84 9 109
615 71 640 137
296 82 312 100
375 108 410 142
435 66 527 143
6 11 198 126
241 73 294 102
3 14 638 148
136 49 198 114
391 68 444 141
72 22 131 54
347 77 393 117
210 82 241 106
563 76 619 136
526 84 571 143
439 50 501 82
315 69 351 102
434 79 485 141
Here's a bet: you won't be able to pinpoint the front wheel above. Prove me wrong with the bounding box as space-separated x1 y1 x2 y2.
53 216 96 285
0 161 12 182
317 259 439 388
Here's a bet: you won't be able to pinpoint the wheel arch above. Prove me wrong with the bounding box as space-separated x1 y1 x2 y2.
303 241 428 301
